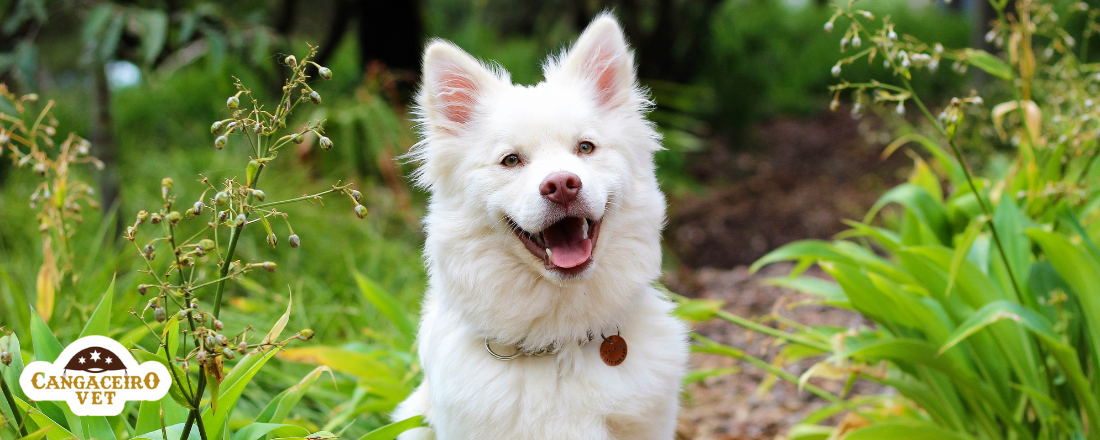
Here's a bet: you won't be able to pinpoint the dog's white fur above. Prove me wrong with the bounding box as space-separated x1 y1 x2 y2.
393 14 689 440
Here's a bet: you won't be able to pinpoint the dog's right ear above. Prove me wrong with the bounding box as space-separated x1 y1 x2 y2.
419 40 499 134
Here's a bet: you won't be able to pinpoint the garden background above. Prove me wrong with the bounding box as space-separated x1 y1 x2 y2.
2 0 1099 439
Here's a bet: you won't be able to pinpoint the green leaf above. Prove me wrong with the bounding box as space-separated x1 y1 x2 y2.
79 277 115 338
255 366 333 424
135 10 168 64
17 426 53 440
945 217 985 298
1 333 27 401
865 184 950 246
845 419 977 440
354 271 417 344
356 416 425 440
1028 229 1100 361
262 293 292 346
964 49 1013 80
672 298 723 322
881 133 966 185
761 276 846 303
683 367 739 385
10 397 77 440
201 346 283 440
29 306 63 362
133 423 201 440
228 423 308 440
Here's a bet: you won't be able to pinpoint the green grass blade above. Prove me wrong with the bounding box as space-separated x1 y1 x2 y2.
201 346 282 440
355 416 424 440
353 270 416 345
228 423 307 440
28 307 63 362
845 419 977 440
78 277 115 338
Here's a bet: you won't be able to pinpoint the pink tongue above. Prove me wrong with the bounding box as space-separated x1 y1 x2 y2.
543 217 592 268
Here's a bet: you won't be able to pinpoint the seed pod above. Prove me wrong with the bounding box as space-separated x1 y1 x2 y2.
354 204 368 219
125 226 136 241
285 55 297 66
261 262 277 272
216 334 228 346
136 210 149 224
298 329 314 341
214 319 224 331
214 191 229 206
190 299 199 309
237 341 247 354
289 234 301 248
292 133 305 144
196 349 207 362
1 351 11 366
199 239 216 251
235 213 247 227
154 306 166 323
319 136 333 150
138 284 151 295
181 256 195 267
215 135 228 149
267 233 278 248
167 211 182 224
309 91 321 105
185 208 196 220
253 189 266 201
206 336 216 348
33 163 47 176
227 96 240 109
211 121 224 134
143 244 156 260
194 201 205 215
350 190 362 203
318 66 332 80
161 178 174 199
222 348 235 360
150 213 162 224
246 160 260 187
218 210 229 222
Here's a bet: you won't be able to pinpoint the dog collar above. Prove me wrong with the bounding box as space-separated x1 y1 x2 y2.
484 329 627 366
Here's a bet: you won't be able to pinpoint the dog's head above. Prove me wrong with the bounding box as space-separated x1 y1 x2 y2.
410 15 663 287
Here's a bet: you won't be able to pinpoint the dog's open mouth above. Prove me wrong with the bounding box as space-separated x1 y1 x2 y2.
509 216 602 275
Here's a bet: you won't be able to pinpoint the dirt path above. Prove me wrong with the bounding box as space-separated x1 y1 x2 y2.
669 264 885 440
664 110 905 439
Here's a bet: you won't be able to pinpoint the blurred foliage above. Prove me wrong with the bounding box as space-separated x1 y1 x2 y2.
677 0 1100 438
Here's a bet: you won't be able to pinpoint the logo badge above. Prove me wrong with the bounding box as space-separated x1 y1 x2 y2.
19 336 171 416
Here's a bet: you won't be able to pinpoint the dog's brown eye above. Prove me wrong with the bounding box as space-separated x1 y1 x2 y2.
502 154 521 167
578 141 596 154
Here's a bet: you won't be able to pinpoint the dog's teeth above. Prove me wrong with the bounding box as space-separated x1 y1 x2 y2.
582 221 589 240
545 248 553 259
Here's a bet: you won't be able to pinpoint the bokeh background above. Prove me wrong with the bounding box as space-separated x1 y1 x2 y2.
0 0 1056 439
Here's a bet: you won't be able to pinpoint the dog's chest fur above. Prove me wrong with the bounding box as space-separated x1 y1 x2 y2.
400 287 687 440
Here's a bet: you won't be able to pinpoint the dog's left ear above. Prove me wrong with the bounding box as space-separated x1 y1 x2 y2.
557 15 636 111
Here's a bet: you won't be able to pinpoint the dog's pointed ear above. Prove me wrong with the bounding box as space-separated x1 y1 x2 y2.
420 40 499 133
559 15 636 111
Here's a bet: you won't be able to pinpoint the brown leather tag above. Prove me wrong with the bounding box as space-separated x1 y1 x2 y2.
600 335 627 366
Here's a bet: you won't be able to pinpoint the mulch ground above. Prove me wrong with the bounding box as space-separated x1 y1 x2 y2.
664 109 908 439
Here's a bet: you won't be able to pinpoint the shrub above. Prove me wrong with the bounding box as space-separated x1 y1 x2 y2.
0 47 423 440
676 0 1100 439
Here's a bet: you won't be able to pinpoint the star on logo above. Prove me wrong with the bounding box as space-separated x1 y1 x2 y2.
105 357 113 364
90 351 101 362
78 357 86 364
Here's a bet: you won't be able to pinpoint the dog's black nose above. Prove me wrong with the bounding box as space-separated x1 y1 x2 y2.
540 171 582 205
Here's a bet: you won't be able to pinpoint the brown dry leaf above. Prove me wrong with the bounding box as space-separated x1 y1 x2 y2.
36 245 58 323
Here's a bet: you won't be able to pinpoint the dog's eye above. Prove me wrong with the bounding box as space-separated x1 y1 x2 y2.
502 154 521 167
578 141 596 155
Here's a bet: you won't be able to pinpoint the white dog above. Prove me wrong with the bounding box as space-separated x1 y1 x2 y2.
393 14 689 440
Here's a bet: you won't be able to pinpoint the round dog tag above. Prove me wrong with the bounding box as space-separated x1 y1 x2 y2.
600 335 627 366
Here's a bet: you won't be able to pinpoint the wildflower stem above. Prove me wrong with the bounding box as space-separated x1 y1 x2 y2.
253 186 346 209
0 374 28 437
899 75 1025 302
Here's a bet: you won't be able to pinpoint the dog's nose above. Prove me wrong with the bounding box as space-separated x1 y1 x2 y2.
540 171 582 205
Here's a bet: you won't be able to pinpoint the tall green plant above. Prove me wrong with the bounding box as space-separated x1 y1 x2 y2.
676 0 1100 439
